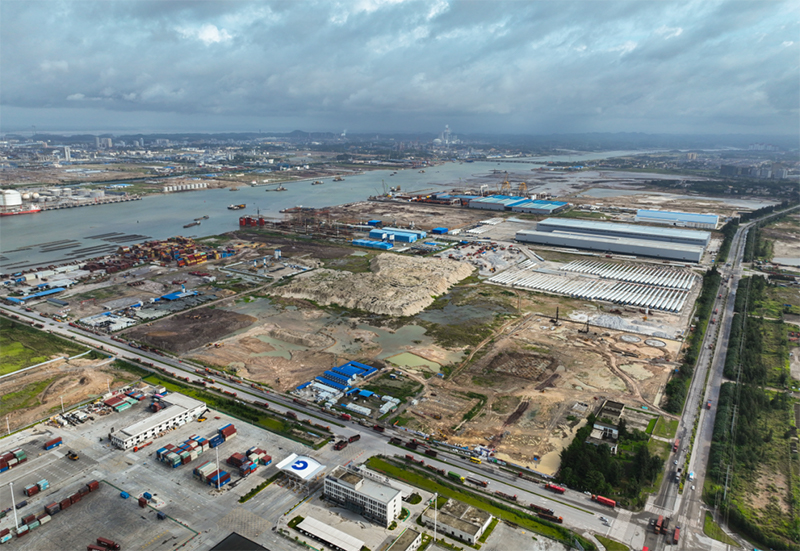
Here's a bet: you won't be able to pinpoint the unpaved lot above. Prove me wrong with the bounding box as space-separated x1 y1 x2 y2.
0 359 138 431
124 307 256 353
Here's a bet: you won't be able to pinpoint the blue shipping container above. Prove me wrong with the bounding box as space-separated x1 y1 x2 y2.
120 492 129 499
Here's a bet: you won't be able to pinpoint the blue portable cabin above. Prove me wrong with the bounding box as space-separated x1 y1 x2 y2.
367 220 382 226
432 227 449 235
296 381 311 391
358 389 374 398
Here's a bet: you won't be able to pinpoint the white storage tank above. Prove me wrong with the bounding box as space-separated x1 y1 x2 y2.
0 189 23 206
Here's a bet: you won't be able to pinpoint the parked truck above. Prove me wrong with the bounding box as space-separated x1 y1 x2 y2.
333 440 348 451
96 537 121 550
348 434 361 443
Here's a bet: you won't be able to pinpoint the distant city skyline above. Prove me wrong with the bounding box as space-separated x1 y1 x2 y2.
1 0 798 135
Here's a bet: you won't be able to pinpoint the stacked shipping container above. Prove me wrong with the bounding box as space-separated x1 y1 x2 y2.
13 480 99 539
156 425 236 468
0 447 27 473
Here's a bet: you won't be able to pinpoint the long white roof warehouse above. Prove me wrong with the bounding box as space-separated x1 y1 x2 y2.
516 218 711 262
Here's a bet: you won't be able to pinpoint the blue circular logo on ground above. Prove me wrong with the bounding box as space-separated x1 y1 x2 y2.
292 460 308 470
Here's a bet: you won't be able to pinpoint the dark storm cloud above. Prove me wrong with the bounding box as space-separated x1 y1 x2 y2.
0 0 797 133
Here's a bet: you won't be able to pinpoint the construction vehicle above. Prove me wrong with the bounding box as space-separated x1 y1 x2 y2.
550 307 561 326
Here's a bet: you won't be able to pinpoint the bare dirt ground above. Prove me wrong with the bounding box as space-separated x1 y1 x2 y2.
0 359 137 432
124 307 256 353
763 213 800 262
229 231 354 259
326 201 491 230
398 311 679 474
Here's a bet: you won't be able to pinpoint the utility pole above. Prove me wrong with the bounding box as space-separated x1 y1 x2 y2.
216 446 220 490
9 482 19 531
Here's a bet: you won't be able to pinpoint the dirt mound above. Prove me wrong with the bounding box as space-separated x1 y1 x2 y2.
276 254 474 316
504 401 530 426
125 308 256 354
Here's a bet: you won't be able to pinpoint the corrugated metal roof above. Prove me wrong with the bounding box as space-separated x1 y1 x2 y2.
636 210 719 224
517 229 706 253
538 218 710 241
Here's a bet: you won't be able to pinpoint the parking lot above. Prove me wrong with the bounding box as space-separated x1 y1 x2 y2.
0 391 390 550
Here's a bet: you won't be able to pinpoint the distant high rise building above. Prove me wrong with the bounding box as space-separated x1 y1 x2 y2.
686 152 697 160
64 146 71 162
99 137 113 148
94 136 100 148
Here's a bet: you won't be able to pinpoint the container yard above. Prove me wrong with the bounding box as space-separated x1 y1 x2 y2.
0 382 379 551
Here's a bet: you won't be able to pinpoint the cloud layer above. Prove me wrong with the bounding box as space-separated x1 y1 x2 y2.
1 0 797 134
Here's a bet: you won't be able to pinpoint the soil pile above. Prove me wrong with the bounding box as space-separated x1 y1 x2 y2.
276 254 474 316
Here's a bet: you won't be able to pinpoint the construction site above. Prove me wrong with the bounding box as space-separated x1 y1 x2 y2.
3 161 786 479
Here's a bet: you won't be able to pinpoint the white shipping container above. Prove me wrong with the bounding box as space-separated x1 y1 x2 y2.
39 515 51 525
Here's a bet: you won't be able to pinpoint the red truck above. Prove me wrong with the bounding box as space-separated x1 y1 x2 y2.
333 440 348 451
672 527 680 544
673 439 679 452
96 537 121 550
592 494 616 508
348 434 361 443
544 483 565 494
372 425 385 433
340 413 352 421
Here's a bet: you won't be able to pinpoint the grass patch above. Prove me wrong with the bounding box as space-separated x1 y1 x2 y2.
0 318 87 375
471 375 497 387
645 418 657 435
362 373 423 403
652 416 679 439
239 471 284 503
478 518 499 543
594 535 629 551
491 395 521 415
458 392 488 423
0 377 56 418
288 515 304 529
366 456 597 551
703 512 740 547
408 493 422 505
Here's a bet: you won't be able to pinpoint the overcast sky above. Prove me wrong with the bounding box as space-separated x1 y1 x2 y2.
1 0 797 135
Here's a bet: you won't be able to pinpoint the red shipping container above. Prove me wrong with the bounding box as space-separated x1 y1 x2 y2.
23 514 35 525
70 493 82 504
79 487 90 496
60 499 72 510
138 497 147 508
87 480 100 492
182 455 191 465
24 486 39 497
0 528 9 537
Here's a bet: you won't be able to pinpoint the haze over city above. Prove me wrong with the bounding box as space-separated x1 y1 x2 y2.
1 0 798 135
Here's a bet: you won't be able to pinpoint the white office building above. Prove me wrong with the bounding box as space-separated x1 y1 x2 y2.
109 393 206 449
421 499 493 545
324 465 403 527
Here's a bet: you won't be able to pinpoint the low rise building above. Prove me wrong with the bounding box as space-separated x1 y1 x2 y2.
324 465 403 527
109 392 206 449
421 499 493 545
387 528 423 551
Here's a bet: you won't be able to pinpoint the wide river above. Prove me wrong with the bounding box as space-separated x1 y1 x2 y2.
0 150 676 271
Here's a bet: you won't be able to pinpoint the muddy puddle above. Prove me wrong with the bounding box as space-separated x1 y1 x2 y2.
252 335 308 359
387 352 441 371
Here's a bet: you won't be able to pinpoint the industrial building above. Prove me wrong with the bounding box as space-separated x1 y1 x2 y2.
110 393 206 449
516 218 710 262
368 228 419 243
420 499 493 545
324 465 403 527
635 209 719 229
294 517 364 551
510 199 569 215
468 195 528 211
535 218 711 247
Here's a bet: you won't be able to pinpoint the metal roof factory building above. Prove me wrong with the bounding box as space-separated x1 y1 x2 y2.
516 218 710 262
510 199 569 215
635 209 719 229
535 218 711 247
468 195 528 211
110 393 206 450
